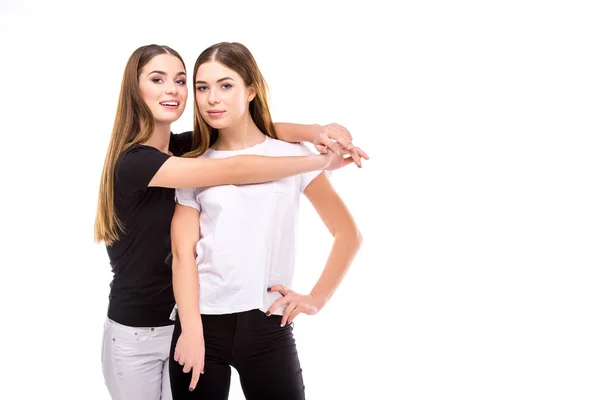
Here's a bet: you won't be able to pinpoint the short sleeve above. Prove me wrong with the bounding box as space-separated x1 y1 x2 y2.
294 143 331 192
175 187 201 212
115 145 171 192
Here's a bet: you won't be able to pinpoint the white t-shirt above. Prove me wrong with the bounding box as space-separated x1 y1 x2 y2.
173 135 324 316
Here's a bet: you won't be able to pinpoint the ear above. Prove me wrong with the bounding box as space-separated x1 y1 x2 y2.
247 86 256 102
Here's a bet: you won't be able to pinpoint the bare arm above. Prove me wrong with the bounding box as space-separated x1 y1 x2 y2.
274 122 321 143
303 173 362 307
267 173 362 323
171 202 205 389
150 153 328 189
171 203 202 334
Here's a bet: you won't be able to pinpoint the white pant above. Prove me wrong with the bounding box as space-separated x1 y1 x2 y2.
101 318 174 400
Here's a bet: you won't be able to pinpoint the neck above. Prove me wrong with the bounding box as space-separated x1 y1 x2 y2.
213 113 266 151
143 121 172 153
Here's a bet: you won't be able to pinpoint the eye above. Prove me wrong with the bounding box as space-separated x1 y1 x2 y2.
152 78 164 84
196 86 208 92
176 79 186 85
221 83 232 89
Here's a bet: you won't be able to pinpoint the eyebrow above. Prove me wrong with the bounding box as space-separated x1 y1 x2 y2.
148 70 186 77
195 77 234 85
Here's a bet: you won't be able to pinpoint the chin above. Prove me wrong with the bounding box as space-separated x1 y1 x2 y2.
156 113 182 125
205 119 228 130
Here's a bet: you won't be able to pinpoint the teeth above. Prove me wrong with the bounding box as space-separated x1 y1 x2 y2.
161 102 178 106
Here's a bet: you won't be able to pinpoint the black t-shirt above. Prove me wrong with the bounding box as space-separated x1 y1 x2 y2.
106 131 192 327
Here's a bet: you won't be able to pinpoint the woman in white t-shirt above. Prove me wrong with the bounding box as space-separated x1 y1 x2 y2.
169 42 365 399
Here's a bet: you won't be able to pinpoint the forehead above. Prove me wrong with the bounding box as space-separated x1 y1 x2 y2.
141 54 185 74
196 61 239 81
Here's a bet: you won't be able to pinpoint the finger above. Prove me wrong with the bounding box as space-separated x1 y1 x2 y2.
335 136 354 152
190 366 201 391
355 146 369 160
331 124 354 145
183 360 192 374
267 285 290 296
174 349 180 363
342 157 355 169
328 141 344 156
178 356 186 366
281 302 298 326
349 148 362 168
336 123 353 141
324 127 350 148
267 296 292 316
315 144 328 154
342 133 353 147
319 136 342 156
328 128 354 151
288 306 303 324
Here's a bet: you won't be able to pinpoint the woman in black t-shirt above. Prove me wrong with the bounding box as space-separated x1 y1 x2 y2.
94 44 363 400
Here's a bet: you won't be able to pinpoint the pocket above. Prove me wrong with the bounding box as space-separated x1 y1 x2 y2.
108 319 153 343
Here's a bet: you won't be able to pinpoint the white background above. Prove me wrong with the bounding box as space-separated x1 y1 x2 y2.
1 0 599 399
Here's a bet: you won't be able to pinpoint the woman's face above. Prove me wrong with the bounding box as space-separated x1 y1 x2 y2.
194 61 255 130
139 54 188 125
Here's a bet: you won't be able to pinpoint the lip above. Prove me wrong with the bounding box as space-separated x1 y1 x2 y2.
207 110 226 117
159 99 180 110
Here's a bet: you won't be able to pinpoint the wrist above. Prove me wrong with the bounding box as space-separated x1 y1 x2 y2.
309 292 328 310
307 124 321 143
309 154 327 170
183 326 204 341
181 317 203 335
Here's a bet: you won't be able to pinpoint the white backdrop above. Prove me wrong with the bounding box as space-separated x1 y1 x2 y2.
1 0 598 399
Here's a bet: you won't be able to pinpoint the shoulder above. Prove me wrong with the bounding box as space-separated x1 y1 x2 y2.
118 144 163 162
116 144 170 175
118 144 153 163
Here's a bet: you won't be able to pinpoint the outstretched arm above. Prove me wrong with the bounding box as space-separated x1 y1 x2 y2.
266 172 362 325
148 148 352 188
149 150 353 189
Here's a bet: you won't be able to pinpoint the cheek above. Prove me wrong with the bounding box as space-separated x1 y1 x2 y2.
142 94 156 110
180 87 189 102
233 93 249 112
138 85 150 103
195 95 205 112
140 86 161 107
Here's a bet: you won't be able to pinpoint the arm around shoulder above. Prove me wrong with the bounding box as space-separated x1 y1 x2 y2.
149 152 328 189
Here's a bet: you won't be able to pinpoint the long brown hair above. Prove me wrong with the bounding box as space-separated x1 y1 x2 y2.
185 42 277 158
94 44 186 245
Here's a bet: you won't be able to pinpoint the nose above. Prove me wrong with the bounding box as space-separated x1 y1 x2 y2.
165 81 178 96
207 89 220 105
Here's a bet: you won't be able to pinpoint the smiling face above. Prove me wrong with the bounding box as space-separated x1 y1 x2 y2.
194 61 255 130
138 54 188 125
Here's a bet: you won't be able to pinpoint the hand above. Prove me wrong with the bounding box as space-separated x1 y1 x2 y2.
311 123 370 167
173 329 205 391
321 148 366 171
266 284 324 326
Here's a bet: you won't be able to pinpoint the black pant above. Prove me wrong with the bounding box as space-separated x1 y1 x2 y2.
169 309 305 400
